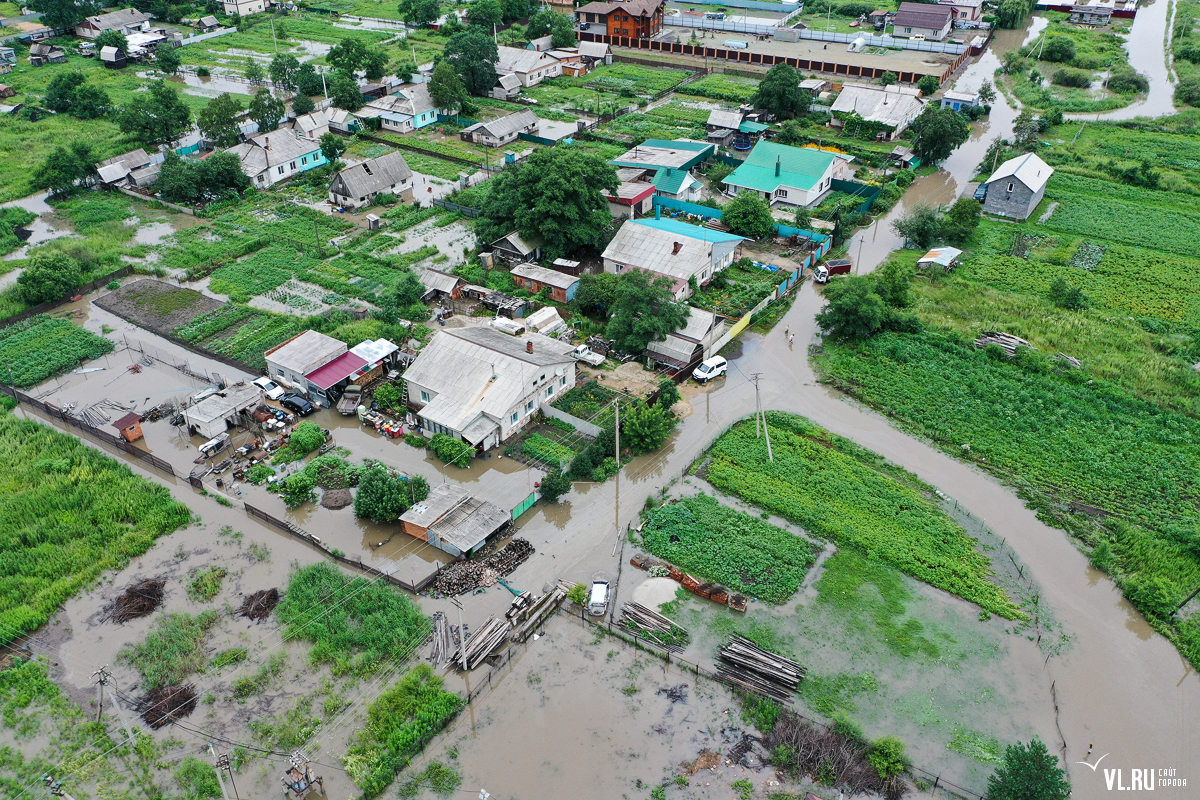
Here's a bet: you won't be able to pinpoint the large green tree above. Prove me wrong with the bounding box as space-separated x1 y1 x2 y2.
891 204 942 249
815 275 888 340
17 251 81 304
442 28 499 96
329 70 365 111
296 62 324 96
248 88 285 132
604 269 689 353
428 60 467 116
622 402 676 454
33 145 89 195
292 93 315 115
158 151 251 203
908 105 971 164
94 29 129 55
526 8 575 46
269 53 301 90
320 132 347 164
156 44 182 75
466 0 503 29
750 63 810 119
398 0 440 25
574 271 619 316
327 37 388 80
45 72 110 119
197 93 244 147
986 739 1070 800
477 146 618 260
354 465 429 522
721 193 776 240
27 0 98 31
117 81 191 145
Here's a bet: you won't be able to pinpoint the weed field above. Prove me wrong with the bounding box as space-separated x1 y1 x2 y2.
703 414 1023 618
676 73 761 103
0 316 115 387
640 494 820 602
0 411 191 643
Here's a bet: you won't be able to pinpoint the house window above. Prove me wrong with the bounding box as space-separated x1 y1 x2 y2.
277 166 284 175
905 26 912 32
1007 182 1015 192
420 390 430 402
525 400 534 413
546 386 553 397
289 161 296 170
511 412 519 423
774 188 788 198
560 376 567 387
301 157 307 165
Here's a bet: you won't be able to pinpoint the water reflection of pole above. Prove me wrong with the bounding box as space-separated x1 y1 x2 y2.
610 400 620 558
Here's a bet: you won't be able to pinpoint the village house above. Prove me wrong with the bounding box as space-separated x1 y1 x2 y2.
264 330 347 394
829 82 925 139
602 216 746 300
527 35 555 52
399 483 510 557
328 151 414 209
303 338 399 408
492 73 523 100
603 181 656 219
490 231 543 265
96 148 156 187
705 108 768 150
612 139 715 175
226 132 326 188
891 2 953 39
575 0 665 38
652 167 704 203
291 109 330 141
722 140 851 208
417 268 464 304
327 108 360 133
645 307 728 373
460 110 540 148
197 15 222 32
357 84 438 133
403 327 577 451
940 89 981 111
496 46 562 87
182 383 264 439
75 8 150 38
223 0 266 16
982 153 1054 221
509 263 580 302
937 0 983 21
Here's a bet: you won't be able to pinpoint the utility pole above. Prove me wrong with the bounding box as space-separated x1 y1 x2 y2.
206 747 231 800
451 597 467 671
92 666 136 745
41 775 78 800
749 374 772 462
314 219 320 256
612 400 620 556
271 19 278 53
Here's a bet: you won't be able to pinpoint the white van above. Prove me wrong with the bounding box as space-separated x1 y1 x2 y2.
588 580 610 616
692 356 728 384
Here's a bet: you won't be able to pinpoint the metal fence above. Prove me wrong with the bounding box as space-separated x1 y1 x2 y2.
794 28 969 54
432 199 479 217
7 387 176 477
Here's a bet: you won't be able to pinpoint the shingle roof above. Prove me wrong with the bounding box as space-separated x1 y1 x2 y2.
602 218 744 282
510 262 579 291
576 0 663 16
292 109 328 134
986 152 1054 193
81 8 149 30
403 328 574 432
723 140 838 193
497 45 556 75
892 1 952 28
829 83 924 128
401 483 509 550
464 109 540 140
707 109 742 130
330 151 413 198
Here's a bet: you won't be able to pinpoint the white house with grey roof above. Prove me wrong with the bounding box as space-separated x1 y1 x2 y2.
403 327 577 451
460 110 540 147
358 84 438 133
328 151 414 209
496 45 562 87
601 217 746 300
830 83 924 139
76 8 150 38
226 132 326 187
982 153 1054 221
264 330 347 393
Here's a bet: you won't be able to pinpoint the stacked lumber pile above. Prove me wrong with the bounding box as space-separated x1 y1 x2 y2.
428 612 457 665
618 602 690 651
431 538 535 596
974 331 1034 357
448 615 508 670
511 586 567 643
716 635 804 703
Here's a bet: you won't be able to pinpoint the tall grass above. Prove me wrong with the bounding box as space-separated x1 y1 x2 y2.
117 611 219 690
0 412 192 644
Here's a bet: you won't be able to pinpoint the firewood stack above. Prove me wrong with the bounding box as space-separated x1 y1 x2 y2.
447 615 509 670
716 635 804 703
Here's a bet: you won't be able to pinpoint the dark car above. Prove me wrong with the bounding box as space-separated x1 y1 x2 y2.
280 394 314 416
974 183 988 202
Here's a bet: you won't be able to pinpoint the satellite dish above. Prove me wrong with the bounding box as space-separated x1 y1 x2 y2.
555 367 564 376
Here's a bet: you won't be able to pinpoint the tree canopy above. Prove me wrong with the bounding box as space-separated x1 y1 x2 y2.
197 93 245 148
329 70 365 111
327 37 388 80
248 88 285 132
157 151 251 204
17 251 82 304
574 271 619 316
27 0 98 31
156 45 182 75
814 269 920 341
398 0 440 25
908 105 971 163
44 73 110 119
354 465 429 522
604 269 689 353
466 0 503 29
526 8 576 47
269 53 301 90
721 192 776 240
292 93 315 116
296 62 324 96
428 60 468 116
986 739 1071 800
93 29 128 55
117 81 191 145
442 28 499 96
33 143 94 195
320 132 347 165
539 468 571 503
750 63 810 119
476 146 618 261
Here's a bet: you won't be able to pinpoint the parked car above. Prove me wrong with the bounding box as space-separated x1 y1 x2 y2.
253 376 286 401
579 22 590 29
588 580 610 616
692 356 727 384
280 394 314 416
974 182 989 201
572 344 606 366
813 259 853 284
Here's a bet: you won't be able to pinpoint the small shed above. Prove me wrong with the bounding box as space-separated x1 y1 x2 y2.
112 411 144 443
510 262 580 302
889 145 920 169
799 78 828 95
1070 4 1113 24
940 89 980 111
550 257 582 276
917 246 962 270
198 14 221 31
182 384 263 439
490 230 543 264
100 46 127 68
399 483 510 557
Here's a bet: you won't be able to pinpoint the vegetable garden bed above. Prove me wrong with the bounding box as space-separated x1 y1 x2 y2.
0 316 115 388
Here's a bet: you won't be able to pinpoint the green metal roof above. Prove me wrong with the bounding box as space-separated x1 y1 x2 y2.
738 121 769 133
722 141 838 193
651 168 698 195
634 217 745 244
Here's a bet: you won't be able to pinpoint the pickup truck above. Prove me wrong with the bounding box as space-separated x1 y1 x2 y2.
813 259 853 284
337 385 362 415
572 344 605 367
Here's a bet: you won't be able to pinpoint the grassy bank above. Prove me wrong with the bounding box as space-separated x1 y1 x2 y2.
0 410 192 643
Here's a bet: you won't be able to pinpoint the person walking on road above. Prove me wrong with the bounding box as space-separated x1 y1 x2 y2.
788 333 795 346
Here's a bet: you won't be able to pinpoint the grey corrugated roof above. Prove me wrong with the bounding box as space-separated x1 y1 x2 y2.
467 109 540 140
497 45 555 75
707 109 742 130
577 41 611 58
330 151 413 198
675 307 717 342
401 483 469 526
510 262 579 290
417 267 461 295
98 148 150 171
81 8 149 30
401 484 508 551
602 219 736 282
497 73 522 91
227 132 318 178
830 83 923 128
199 15 219 25
184 383 262 425
646 334 697 366
986 152 1054 193
492 230 542 256
265 330 346 374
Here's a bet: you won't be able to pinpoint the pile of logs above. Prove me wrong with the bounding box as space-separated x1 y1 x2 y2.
432 562 490 596
510 585 566 643
483 538 533 575
431 539 535 596
448 615 508 670
618 602 690 652
974 331 1034 358
716 635 804 703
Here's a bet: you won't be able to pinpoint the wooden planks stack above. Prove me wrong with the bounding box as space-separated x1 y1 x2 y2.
716 635 804 703
428 612 456 665
974 331 1034 358
618 602 689 652
448 615 509 670
510 585 566 643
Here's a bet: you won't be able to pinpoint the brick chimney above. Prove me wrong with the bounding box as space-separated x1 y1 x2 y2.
526 340 533 353
264 137 270 150
672 241 682 254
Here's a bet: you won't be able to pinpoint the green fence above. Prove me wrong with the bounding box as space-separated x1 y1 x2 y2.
830 178 881 216
512 491 537 520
